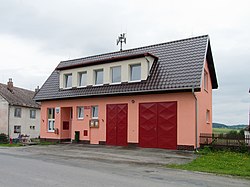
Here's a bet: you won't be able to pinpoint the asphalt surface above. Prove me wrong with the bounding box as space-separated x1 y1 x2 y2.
0 144 249 187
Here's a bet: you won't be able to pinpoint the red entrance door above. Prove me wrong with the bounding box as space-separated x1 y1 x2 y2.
139 102 177 149
106 104 128 146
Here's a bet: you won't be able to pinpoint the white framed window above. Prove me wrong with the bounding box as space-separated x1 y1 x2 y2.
14 108 21 118
94 69 103 85
30 110 36 119
91 106 98 119
14 125 21 133
64 74 72 88
206 109 210 124
204 70 208 91
78 71 87 87
77 106 84 119
48 108 55 132
111 66 121 83
130 64 141 81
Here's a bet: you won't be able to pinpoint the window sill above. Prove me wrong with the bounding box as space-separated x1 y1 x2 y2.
77 118 84 120
63 87 72 90
93 84 103 87
110 82 121 85
128 80 141 83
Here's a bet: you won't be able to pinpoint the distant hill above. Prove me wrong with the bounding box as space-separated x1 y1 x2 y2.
213 123 248 129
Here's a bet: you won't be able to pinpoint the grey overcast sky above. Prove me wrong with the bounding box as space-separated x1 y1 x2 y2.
0 0 249 125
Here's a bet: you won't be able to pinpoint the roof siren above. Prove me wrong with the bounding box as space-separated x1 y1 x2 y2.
117 33 126 51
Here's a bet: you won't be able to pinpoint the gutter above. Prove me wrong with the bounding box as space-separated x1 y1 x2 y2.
192 86 198 151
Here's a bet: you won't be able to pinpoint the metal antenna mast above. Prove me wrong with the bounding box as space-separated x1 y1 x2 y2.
116 33 126 51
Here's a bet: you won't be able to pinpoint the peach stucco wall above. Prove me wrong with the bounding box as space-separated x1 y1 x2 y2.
196 60 213 139
40 92 196 146
40 60 213 148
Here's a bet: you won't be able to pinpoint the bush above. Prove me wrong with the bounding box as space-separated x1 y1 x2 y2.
0 133 9 144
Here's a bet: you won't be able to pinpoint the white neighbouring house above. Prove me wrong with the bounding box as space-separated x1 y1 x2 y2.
0 79 40 139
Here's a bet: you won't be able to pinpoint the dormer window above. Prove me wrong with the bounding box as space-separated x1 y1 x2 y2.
94 69 103 85
58 53 156 89
130 64 141 81
78 71 87 87
64 74 72 88
111 66 121 83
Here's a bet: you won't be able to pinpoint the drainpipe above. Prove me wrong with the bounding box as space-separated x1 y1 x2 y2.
7 104 10 140
192 86 198 151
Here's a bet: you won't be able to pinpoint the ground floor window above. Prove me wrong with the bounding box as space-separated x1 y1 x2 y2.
14 125 21 133
48 108 55 132
48 120 55 132
77 106 84 119
91 106 98 119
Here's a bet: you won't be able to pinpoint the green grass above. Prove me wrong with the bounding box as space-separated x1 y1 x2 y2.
213 128 239 134
167 151 250 178
0 143 23 147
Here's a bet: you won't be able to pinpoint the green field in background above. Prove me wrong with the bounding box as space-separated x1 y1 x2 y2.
212 128 239 134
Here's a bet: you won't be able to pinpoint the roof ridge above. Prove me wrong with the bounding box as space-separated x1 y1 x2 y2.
60 35 209 63
0 83 35 93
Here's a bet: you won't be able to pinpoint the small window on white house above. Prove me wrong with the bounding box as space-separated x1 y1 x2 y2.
14 125 21 133
14 108 21 118
130 64 141 81
206 110 210 124
30 126 35 130
91 106 98 118
48 108 55 132
78 72 87 87
64 74 72 88
30 110 36 119
94 69 103 85
111 66 121 83
77 106 84 119
204 70 208 91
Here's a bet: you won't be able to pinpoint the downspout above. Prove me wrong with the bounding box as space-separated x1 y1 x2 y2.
192 86 198 151
7 104 10 140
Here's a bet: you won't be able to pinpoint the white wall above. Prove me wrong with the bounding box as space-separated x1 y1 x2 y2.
9 106 40 139
0 95 8 135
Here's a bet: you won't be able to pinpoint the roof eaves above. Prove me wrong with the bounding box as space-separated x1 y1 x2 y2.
206 40 218 89
34 86 201 102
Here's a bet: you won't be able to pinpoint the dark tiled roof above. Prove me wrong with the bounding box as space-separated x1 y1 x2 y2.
0 83 40 108
34 35 218 101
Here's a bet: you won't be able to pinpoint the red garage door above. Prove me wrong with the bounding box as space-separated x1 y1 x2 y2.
139 102 177 149
106 104 128 146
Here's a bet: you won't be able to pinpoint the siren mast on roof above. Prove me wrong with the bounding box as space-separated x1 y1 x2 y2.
117 33 126 51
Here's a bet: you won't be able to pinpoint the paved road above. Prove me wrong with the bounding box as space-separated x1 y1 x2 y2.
0 146 249 187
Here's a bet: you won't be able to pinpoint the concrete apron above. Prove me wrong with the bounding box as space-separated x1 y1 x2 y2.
1 144 197 166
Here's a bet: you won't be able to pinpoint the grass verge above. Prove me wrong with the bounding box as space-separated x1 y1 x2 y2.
167 151 250 178
0 143 23 147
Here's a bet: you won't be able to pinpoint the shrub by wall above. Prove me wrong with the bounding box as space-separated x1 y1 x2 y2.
0 133 9 144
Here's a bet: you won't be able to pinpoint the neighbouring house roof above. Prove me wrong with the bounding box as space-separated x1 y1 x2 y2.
34 35 218 101
0 83 40 109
